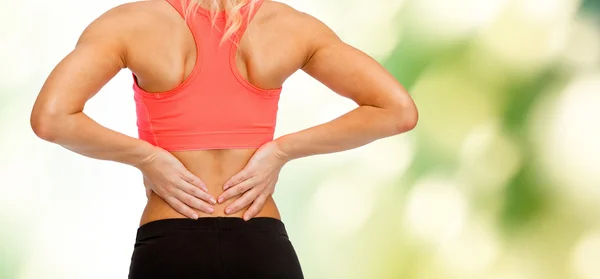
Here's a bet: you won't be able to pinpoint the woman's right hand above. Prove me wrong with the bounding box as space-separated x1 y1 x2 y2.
135 146 217 219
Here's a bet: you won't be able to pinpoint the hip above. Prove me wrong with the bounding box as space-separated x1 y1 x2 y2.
128 216 303 279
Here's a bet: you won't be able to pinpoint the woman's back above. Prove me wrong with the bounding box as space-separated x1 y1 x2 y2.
112 0 314 224
127 0 305 94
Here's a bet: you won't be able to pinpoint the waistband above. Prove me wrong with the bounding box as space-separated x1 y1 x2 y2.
136 217 288 240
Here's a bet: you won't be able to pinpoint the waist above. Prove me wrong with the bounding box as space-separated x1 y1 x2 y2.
140 193 281 227
139 149 282 227
136 216 289 242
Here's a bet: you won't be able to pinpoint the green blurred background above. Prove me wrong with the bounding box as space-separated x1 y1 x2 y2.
1 0 599 278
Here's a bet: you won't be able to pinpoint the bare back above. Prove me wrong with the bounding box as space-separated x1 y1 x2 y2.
119 0 312 224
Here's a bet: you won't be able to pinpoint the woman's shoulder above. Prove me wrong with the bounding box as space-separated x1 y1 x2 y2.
260 1 321 25
77 0 183 48
258 0 336 41
85 1 176 32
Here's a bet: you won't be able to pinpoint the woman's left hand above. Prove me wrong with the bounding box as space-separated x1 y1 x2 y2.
217 140 289 220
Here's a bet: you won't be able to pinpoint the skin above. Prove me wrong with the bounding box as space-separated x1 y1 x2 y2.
30 0 418 226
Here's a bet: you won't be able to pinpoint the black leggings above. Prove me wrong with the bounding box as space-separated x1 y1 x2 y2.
128 216 304 279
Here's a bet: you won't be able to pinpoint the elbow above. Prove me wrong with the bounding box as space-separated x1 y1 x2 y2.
392 100 418 134
30 108 61 142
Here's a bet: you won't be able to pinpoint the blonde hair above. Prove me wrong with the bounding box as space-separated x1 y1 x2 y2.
181 0 259 45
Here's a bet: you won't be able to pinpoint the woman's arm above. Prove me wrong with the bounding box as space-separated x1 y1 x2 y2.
274 13 418 162
218 10 418 220
30 5 216 219
31 10 148 165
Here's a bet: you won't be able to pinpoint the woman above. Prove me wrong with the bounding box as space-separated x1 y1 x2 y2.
30 0 418 278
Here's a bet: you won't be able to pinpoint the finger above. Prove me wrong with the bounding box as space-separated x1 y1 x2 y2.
173 188 214 214
243 193 269 221
179 180 217 205
223 168 252 190
225 188 259 215
218 178 256 204
165 196 199 219
182 171 208 192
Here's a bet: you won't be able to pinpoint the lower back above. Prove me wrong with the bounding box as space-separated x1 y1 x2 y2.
139 149 282 226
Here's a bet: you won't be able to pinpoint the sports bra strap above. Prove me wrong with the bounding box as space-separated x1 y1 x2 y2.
164 0 186 17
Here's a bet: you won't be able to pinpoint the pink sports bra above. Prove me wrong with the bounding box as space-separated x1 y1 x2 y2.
132 0 282 151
